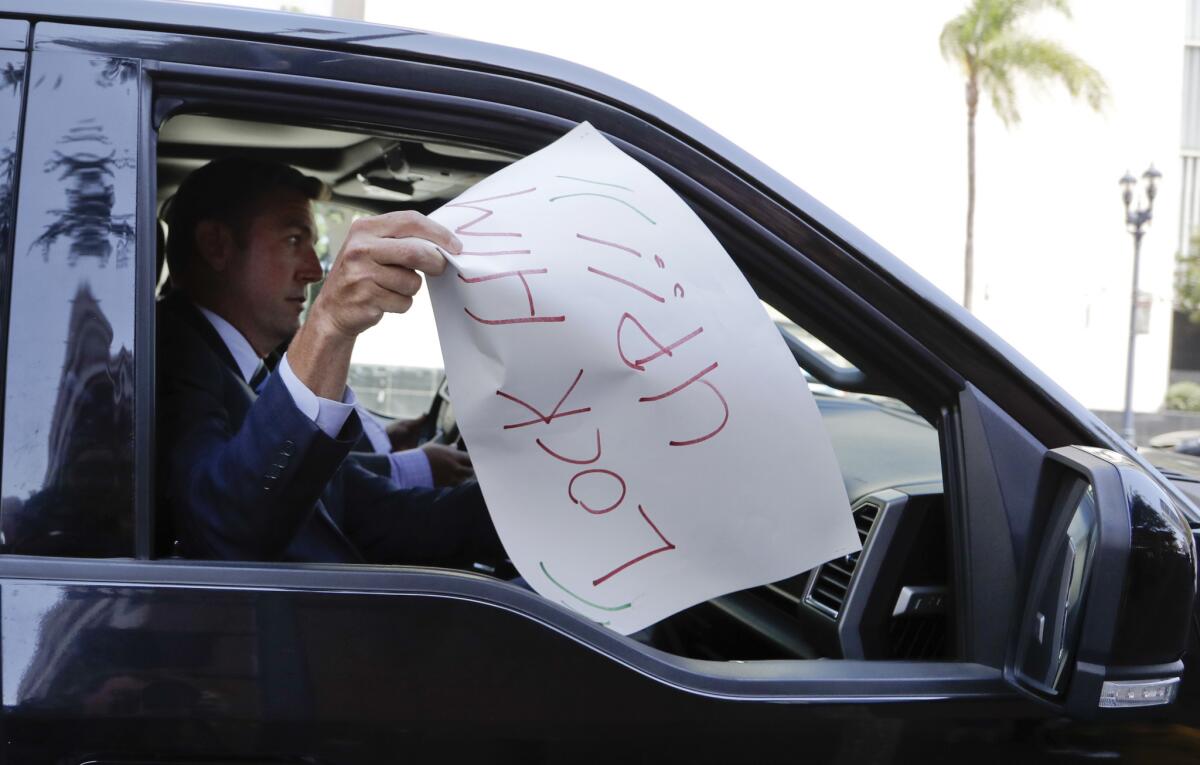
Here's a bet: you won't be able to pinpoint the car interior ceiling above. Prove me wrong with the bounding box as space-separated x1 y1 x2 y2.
156 113 522 218
155 113 954 665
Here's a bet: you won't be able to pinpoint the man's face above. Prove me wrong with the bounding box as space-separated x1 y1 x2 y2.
224 188 323 355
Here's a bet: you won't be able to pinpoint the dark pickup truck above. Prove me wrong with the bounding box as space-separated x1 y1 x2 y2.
0 1 1195 762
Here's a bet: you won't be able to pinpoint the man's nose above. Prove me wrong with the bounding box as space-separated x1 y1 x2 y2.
297 245 324 284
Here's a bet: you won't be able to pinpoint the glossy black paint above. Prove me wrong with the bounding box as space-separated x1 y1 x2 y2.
0 561 1024 762
0 49 137 556
1110 462 1197 666
0 2 1190 761
999 445 1198 723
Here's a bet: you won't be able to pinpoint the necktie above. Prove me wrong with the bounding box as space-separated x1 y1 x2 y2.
249 361 269 393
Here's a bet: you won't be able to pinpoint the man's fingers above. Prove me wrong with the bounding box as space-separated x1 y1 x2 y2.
308 212 451 340
371 264 423 298
447 450 473 481
361 210 462 257
422 444 475 487
369 284 414 315
367 236 448 276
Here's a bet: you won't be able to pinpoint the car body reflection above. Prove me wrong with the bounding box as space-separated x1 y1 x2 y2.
0 51 137 556
32 119 134 267
1 283 133 555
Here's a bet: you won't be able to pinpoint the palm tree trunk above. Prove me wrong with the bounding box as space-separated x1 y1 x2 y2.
965 76 978 311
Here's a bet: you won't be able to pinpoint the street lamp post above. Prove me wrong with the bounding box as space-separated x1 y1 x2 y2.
1119 164 1161 444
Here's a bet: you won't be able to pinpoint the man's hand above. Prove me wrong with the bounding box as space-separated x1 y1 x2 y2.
421 443 473 487
386 412 428 452
309 211 460 340
289 211 461 399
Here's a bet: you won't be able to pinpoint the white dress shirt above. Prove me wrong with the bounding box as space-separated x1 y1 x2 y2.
196 305 356 438
195 305 433 488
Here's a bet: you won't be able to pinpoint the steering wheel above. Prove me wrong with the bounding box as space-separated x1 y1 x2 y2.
419 375 520 577
419 374 461 448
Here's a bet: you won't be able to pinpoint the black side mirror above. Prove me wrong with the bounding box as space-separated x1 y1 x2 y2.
1011 446 1196 719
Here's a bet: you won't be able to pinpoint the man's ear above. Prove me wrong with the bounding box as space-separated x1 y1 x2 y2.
194 220 237 272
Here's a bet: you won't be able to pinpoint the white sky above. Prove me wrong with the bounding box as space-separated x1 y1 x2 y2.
187 0 1186 411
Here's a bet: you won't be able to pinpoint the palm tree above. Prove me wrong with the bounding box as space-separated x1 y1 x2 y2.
940 0 1107 310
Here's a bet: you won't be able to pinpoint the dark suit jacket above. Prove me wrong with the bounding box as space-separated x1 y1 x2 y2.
155 291 501 564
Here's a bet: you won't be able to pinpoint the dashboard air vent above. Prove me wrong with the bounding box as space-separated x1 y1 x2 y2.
805 502 881 619
887 614 947 659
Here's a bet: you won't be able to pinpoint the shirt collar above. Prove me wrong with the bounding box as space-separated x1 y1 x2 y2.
195 304 262 383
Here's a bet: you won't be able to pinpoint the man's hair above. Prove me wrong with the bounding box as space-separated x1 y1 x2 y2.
161 157 329 282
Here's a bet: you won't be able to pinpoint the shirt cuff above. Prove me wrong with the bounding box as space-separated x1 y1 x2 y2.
357 404 394 454
278 352 357 438
389 448 434 489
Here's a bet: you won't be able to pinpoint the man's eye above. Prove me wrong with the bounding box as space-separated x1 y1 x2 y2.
286 235 302 246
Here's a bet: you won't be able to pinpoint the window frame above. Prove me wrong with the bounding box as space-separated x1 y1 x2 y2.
142 65 975 664
135 57 156 558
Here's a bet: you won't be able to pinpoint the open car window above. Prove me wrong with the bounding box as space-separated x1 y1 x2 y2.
155 111 953 663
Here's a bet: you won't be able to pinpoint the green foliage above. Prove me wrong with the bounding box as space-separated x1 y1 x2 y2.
1175 231 1200 323
940 0 1108 126
1165 381 1200 412
941 0 1108 310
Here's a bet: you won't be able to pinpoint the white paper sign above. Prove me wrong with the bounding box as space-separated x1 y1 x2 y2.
428 123 860 634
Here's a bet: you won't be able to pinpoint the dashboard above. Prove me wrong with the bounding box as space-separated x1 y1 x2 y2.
650 393 950 661
420 374 951 662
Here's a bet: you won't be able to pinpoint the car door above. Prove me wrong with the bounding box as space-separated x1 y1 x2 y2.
0 6 1194 764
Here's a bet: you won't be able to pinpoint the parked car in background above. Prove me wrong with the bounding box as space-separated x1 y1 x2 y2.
0 1 1195 762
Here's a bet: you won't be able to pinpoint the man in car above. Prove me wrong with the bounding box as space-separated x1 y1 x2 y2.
156 158 501 564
